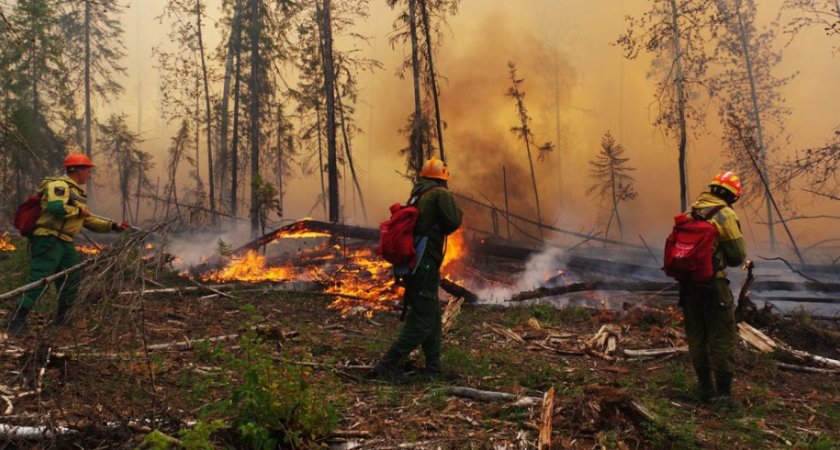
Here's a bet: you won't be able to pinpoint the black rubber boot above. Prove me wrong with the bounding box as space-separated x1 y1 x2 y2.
52 303 72 327
715 372 733 398
695 367 715 403
370 349 407 383
424 355 458 382
711 372 740 411
3 307 30 336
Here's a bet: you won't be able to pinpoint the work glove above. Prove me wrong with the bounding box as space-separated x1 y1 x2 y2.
112 221 130 232
79 207 91 218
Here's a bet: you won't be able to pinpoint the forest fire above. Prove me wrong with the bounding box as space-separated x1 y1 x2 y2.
0 232 15 251
198 223 473 314
202 250 299 283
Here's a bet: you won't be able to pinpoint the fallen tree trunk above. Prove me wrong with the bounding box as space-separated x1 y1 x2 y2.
0 260 92 301
447 386 542 408
738 322 840 369
440 278 478 303
622 346 688 358
233 219 379 255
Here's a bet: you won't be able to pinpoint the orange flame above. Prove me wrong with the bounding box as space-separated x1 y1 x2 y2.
75 244 101 255
0 232 15 251
202 250 298 283
441 228 467 274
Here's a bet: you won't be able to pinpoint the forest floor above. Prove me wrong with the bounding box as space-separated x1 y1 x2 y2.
1 239 840 450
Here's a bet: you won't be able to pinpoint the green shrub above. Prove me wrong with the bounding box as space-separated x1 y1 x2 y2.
181 328 341 448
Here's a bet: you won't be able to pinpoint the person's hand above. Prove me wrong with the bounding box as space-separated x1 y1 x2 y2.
112 221 130 232
79 206 91 218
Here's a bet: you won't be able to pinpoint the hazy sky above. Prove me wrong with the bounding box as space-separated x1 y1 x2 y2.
99 0 840 254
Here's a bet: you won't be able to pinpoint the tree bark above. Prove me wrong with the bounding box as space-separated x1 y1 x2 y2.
408 0 424 171
196 0 216 226
218 0 242 216
334 80 368 222
668 0 688 212
84 0 93 194
733 0 775 250
321 0 340 223
231 19 243 219
248 0 260 235
418 0 444 161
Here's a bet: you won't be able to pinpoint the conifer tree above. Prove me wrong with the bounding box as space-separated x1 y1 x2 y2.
588 132 637 241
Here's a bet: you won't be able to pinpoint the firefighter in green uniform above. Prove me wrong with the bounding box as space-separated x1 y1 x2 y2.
373 157 463 382
3 153 129 335
681 171 746 402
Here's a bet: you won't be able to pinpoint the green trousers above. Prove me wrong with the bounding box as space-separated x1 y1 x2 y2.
390 256 442 362
680 278 738 373
18 235 81 311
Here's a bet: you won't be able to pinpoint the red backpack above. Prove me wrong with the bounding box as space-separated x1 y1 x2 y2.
13 194 42 238
662 206 723 283
377 186 440 269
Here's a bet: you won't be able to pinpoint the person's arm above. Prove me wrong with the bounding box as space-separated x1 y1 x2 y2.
83 215 115 233
436 191 463 235
715 208 746 267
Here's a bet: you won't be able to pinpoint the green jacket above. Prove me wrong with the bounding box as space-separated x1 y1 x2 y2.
411 178 463 266
690 192 746 278
33 176 114 242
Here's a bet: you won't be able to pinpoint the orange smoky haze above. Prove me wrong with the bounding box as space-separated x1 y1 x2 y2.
98 0 840 259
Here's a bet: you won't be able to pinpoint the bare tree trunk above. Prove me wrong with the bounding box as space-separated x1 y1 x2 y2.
315 102 327 219
134 167 141 222
669 0 688 212
276 103 284 221
196 0 216 226
218 0 242 215
231 19 243 219
734 0 775 250
418 0 444 161
335 81 368 223
84 0 93 194
321 0 339 223
248 0 260 235
508 66 543 239
408 0 424 171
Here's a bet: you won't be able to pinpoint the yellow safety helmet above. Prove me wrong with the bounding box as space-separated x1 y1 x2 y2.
419 157 449 181
709 171 742 199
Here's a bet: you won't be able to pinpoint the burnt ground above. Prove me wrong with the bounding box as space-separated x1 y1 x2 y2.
1 243 840 449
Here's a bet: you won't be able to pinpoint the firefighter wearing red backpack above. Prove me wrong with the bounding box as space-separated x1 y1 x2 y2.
679 171 746 404
3 153 130 336
372 157 463 382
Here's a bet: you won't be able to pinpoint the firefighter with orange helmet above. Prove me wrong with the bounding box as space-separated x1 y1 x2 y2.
681 171 746 403
3 153 130 335
372 157 462 382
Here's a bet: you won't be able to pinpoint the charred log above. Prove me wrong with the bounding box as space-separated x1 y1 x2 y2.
440 277 478 303
508 281 677 303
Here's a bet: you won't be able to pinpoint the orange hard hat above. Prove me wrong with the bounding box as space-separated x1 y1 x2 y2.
63 153 94 168
709 171 742 198
419 157 449 181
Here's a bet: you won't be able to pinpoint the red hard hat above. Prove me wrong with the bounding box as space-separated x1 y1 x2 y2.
63 153 94 168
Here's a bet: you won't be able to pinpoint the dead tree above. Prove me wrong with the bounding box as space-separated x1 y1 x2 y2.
506 62 554 239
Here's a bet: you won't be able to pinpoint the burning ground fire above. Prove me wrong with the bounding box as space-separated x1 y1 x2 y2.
198 227 471 315
75 244 102 255
0 232 15 251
